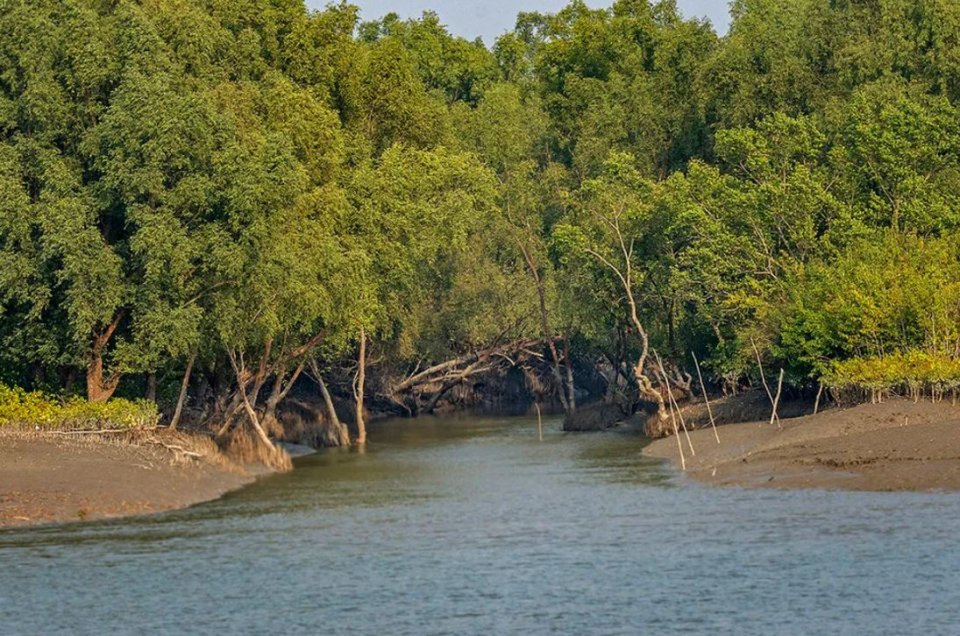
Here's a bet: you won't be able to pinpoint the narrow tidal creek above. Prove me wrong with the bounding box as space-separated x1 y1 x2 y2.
2 413 959 634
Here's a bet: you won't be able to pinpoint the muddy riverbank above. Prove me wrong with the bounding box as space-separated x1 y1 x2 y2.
644 399 960 491
0 431 265 527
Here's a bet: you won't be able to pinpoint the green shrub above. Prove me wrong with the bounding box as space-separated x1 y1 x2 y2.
823 351 960 400
0 384 158 431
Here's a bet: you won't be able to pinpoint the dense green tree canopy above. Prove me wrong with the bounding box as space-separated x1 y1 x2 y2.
3 0 960 441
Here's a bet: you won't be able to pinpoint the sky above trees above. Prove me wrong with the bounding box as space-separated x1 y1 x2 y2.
310 0 732 42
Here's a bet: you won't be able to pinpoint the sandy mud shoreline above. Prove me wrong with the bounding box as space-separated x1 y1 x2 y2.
644 400 960 492
0 432 263 528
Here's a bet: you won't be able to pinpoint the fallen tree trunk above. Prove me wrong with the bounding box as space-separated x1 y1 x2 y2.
387 337 554 414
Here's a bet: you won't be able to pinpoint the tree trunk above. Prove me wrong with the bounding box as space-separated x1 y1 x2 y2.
145 372 157 402
169 352 196 431
215 391 245 438
603 364 618 404
215 340 273 438
60 366 78 395
563 331 577 413
518 240 572 414
240 389 273 450
87 349 121 403
585 225 666 434
354 327 367 445
260 359 306 438
29 363 45 392
316 375 340 428
424 380 457 413
86 310 125 403
226 350 276 451
638 365 670 436
262 371 286 435
626 287 667 428
314 369 350 447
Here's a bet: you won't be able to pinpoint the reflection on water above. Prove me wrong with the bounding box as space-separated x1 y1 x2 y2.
2 413 960 634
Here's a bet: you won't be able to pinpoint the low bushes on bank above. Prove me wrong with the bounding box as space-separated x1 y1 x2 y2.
0 384 158 431
824 352 960 403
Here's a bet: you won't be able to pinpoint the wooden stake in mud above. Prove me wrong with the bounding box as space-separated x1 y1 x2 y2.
751 338 780 427
535 402 543 442
692 352 720 444
770 368 784 430
668 378 696 457
667 397 686 471
655 351 695 458
667 388 697 457
813 382 824 415
650 354 686 470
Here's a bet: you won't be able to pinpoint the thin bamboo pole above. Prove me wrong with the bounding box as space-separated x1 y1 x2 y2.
692 352 720 444
651 356 686 470
770 368 784 430
751 338 780 426
668 396 686 471
655 352 695 458
814 382 824 415
535 402 543 442
670 379 696 457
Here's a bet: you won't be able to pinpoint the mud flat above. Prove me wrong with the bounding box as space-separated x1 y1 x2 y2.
0 432 262 528
644 400 960 492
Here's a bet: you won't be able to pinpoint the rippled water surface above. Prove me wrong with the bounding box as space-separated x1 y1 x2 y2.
3 413 960 635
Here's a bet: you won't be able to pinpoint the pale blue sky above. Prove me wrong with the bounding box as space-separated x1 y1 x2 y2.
307 1 731 42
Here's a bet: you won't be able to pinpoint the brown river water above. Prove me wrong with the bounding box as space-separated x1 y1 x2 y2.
2 413 959 634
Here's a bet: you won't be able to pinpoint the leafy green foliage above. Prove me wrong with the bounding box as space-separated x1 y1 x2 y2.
776 231 960 377
0 384 157 431
3 0 960 422
824 353 960 396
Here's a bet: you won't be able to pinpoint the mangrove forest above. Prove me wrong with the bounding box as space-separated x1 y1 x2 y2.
3 0 960 455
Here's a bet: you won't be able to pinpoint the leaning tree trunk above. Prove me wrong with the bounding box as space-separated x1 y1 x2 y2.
226 349 292 471
215 339 273 438
387 337 548 414
321 386 349 447
169 351 196 431
354 327 367 445
637 360 670 438
262 360 307 438
262 371 286 437
312 366 350 447
226 351 274 448
585 219 668 436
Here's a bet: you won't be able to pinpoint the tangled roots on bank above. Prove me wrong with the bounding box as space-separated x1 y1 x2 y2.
641 390 818 439
220 427 293 472
278 400 350 448
122 428 236 468
643 411 673 439
3 427 245 471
